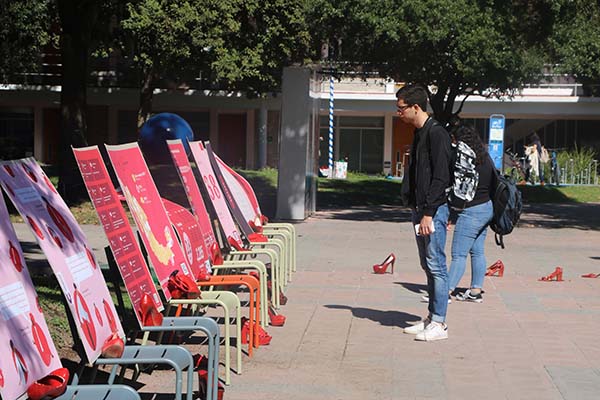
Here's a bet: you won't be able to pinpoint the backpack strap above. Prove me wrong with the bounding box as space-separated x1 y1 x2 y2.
495 233 505 249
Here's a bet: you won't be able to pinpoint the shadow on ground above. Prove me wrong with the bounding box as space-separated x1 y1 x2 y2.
394 282 427 295
324 305 420 328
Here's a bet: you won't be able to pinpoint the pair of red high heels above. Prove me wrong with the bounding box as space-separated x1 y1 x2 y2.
485 260 505 277
27 367 69 400
373 253 395 274
241 317 272 346
539 266 564 281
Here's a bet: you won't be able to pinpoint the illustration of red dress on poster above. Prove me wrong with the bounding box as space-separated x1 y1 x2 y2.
9 240 23 272
9 340 28 384
30 313 52 366
42 197 75 243
73 284 97 350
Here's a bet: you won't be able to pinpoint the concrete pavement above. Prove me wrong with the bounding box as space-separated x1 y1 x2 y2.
15 203 600 399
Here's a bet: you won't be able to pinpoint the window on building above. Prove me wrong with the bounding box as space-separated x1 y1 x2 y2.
338 116 384 173
0 109 34 160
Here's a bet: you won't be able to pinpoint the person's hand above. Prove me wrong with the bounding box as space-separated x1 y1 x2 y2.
447 222 453 232
419 215 434 236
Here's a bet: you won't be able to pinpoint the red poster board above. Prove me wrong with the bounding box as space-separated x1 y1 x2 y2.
163 199 211 280
73 146 164 325
0 195 62 400
0 158 123 364
106 143 196 299
189 141 244 249
166 139 218 252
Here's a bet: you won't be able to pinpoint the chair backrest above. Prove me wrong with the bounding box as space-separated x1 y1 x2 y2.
0 192 63 400
73 146 164 325
58 385 141 400
0 158 124 365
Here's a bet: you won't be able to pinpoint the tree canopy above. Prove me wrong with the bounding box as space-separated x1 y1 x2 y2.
309 0 551 124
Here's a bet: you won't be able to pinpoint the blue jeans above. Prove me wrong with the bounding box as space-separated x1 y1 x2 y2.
412 204 449 323
448 200 493 291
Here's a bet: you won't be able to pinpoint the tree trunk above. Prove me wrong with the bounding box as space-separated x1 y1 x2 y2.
57 0 97 203
137 68 155 129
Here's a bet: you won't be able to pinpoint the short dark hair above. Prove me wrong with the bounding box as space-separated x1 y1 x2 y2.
395 84 428 111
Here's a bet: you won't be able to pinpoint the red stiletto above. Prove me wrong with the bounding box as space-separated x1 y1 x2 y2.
241 317 271 346
197 369 224 400
485 260 505 277
373 253 395 274
101 332 125 358
539 266 563 282
581 273 600 278
268 303 286 326
267 280 287 305
140 293 163 327
26 367 69 400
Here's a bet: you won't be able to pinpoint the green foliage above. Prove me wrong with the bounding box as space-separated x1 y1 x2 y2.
555 146 598 184
0 0 52 81
308 0 548 123
550 0 600 90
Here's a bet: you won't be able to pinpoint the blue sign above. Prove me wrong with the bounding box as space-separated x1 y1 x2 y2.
488 114 505 170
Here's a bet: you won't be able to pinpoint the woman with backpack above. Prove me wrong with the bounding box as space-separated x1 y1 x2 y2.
447 124 496 303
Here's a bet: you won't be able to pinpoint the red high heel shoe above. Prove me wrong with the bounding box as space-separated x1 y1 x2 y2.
27 367 69 400
539 266 564 281
140 293 163 327
268 303 286 327
240 317 272 346
197 369 224 400
101 332 125 358
582 272 600 278
373 253 395 274
485 260 505 277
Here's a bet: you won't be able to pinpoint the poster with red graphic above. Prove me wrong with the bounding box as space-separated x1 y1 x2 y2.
0 195 62 400
163 199 211 280
214 153 263 228
189 141 244 249
73 146 164 326
0 158 123 365
105 143 196 300
166 139 218 251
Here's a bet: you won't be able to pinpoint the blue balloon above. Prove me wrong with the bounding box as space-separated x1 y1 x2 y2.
138 113 194 164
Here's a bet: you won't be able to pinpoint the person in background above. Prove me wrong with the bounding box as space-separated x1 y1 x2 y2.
529 133 545 185
447 124 495 303
397 85 452 341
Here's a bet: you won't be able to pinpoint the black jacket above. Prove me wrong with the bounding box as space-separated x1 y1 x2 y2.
401 117 452 216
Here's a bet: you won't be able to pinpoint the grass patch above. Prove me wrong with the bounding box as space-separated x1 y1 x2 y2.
519 184 600 203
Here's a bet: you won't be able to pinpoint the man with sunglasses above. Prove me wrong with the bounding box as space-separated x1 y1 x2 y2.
397 84 452 341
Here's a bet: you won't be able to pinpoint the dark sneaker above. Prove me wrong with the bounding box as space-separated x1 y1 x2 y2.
455 289 483 303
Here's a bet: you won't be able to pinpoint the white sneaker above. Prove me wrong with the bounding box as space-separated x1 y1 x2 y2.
404 317 431 334
421 294 452 304
415 321 448 341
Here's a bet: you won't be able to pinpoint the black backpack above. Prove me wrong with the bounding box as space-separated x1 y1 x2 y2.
448 140 479 210
489 170 522 248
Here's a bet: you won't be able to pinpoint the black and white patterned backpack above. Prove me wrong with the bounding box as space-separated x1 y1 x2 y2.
448 141 479 210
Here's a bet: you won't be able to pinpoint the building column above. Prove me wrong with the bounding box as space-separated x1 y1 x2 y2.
107 106 118 144
383 112 393 175
33 106 44 161
257 103 268 169
246 110 256 169
209 109 219 150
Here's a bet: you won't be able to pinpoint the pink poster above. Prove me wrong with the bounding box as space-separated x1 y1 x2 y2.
214 153 262 228
105 143 196 299
189 141 244 249
166 139 218 251
163 199 211 280
0 158 124 364
0 195 62 400
73 146 164 325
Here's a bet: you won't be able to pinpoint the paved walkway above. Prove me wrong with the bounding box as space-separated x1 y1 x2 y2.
16 203 600 399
